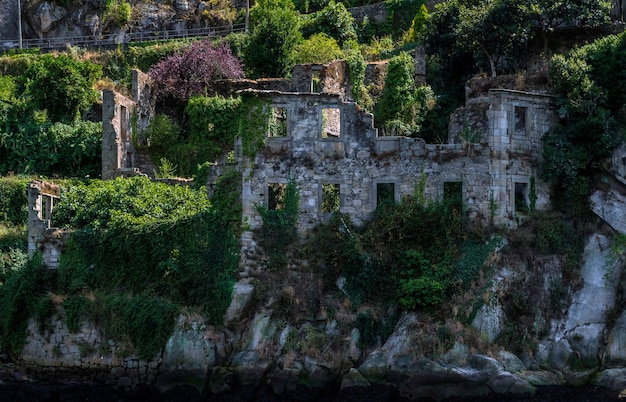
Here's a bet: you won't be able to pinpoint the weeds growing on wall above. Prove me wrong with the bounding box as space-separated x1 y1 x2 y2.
4 177 239 358
142 94 269 178
256 175 300 270
0 255 47 354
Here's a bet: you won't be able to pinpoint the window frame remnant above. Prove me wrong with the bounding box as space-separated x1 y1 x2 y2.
321 107 341 139
514 182 529 212
514 106 528 136
267 182 287 210
321 183 341 213
268 106 288 138
375 182 396 208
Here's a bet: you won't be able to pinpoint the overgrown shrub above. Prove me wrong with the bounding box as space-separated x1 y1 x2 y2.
293 33 344 64
0 224 27 286
374 52 436 136
256 176 300 270
54 177 238 324
311 195 490 311
543 32 626 214
103 0 132 29
0 255 47 354
0 177 29 225
300 1 357 46
18 54 101 123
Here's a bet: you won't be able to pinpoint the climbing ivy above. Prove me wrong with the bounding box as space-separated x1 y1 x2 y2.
256 175 300 270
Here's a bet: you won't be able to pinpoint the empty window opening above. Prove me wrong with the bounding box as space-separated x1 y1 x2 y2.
312 70 321 93
120 105 129 142
268 183 287 210
444 182 463 213
125 152 133 169
321 108 341 138
322 183 340 213
376 182 395 207
515 182 529 212
268 107 287 138
514 106 527 135
41 195 54 221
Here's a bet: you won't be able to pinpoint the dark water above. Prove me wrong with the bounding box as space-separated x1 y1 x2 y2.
0 382 620 401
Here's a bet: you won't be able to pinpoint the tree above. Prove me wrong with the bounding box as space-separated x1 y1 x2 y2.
542 33 625 215
301 1 357 46
530 0 612 30
149 39 244 103
455 0 532 77
245 0 302 78
20 54 101 122
405 3 429 43
293 33 343 64
375 52 436 137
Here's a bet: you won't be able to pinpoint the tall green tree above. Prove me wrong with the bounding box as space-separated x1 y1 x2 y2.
19 54 101 122
375 52 436 137
245 0 303 78
455 0 532 77
543 33 626 214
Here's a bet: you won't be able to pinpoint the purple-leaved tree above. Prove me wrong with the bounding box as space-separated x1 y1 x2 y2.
149 39 244 103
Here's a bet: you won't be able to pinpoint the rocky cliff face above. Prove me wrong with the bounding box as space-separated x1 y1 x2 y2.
2 0 244 45
8 228 626 400
0 0 20 45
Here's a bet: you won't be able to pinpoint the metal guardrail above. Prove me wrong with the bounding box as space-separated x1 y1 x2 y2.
4 23 246 51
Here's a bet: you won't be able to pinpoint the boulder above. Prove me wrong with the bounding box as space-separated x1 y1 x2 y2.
486 372 535 395
595 368 626 391
223 279 255 325
31 2 67 35
497 351 526 373
339 368 370 392
438 342 469 367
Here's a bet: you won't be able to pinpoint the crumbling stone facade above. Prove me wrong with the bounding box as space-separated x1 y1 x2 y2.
102 69 155 179
207 61 558 273
27 180 65 269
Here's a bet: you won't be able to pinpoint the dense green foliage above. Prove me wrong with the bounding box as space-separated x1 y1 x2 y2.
0 224 27 287
53 177 237 321
543 33 626 214
301 1 357 46
375 52 436 136
293 33 344 64
0 177 29 226
0 121 102 177
0 57 102 177
0 256 48 354
256 176 300 270
148 94 269 178
311 195 496 311
245 0 303 78
19 54 101 123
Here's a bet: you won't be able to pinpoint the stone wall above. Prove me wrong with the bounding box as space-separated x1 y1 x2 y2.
16 313 218 391
102 69 154 179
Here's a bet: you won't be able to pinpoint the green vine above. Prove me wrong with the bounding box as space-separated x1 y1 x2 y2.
256 174 300 270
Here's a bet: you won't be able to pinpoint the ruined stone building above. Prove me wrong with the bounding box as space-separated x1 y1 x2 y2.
99 60 558 271
101 69 155 179
189 61 556 270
